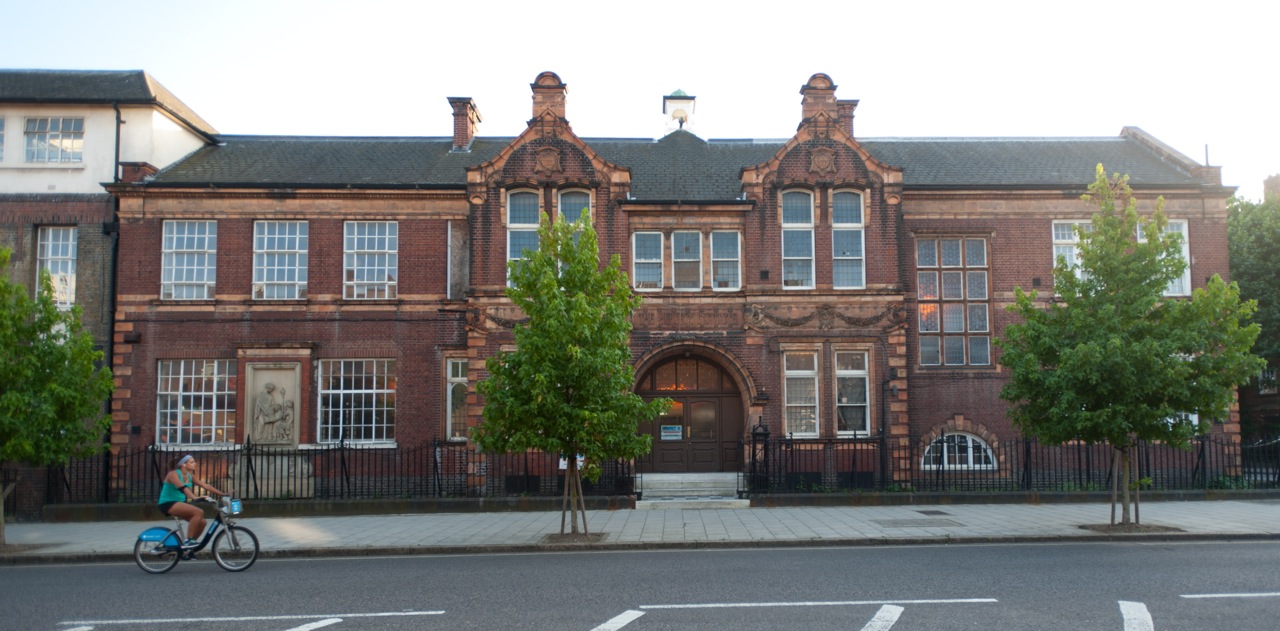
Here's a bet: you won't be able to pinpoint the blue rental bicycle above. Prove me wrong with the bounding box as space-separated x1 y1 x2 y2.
133 496 259 573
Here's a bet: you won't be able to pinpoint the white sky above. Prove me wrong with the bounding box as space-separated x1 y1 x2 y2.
5 0 1275 200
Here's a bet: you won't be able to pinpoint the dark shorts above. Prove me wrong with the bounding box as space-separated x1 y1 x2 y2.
158 501 180 516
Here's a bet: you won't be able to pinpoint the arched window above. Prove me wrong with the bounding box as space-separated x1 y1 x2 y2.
832 190 864 289
507 190 540 284
558 190 590 224
781 190 814 289
921 432 995 470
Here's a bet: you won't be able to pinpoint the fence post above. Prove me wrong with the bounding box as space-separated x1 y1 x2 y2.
1022 439 1032 491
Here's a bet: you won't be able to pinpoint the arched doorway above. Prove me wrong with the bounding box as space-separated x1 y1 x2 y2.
635 355 743 473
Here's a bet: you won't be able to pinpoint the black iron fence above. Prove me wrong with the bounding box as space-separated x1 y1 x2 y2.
742 434 1280 494
41 440 634 506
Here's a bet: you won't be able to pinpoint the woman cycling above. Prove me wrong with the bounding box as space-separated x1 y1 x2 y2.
158 454 228 546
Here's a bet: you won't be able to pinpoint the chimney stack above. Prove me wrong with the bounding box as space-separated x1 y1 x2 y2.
800 73 838 123
837 99 859 137
531 71 568 120
448 97 482 152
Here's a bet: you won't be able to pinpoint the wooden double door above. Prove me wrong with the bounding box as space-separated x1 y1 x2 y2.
635 356 743 473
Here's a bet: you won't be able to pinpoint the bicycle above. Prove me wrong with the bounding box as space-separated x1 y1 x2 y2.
133 496 259 573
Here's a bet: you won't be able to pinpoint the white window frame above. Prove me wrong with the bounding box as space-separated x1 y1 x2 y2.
834 351 869 436
317 359 397 444
918 237 990 367
161 220 217 300
1052 221 1090 280
783 351 819 437
781 190 815 289
632 231 663 291
37 226 77 309
1138 219 1191 296
0 117 5 162
558 190 591 225
1260 368 1277 396
832 190 865 289
710 230 741 291
343 221 398 300
507 190 540 284
156 359 237 445
446 358 469 441
24 116 84 163
253 220 309 300
672 231 702 291
921 432 996 470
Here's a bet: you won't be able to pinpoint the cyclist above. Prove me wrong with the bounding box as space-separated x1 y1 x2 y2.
158 454 228 547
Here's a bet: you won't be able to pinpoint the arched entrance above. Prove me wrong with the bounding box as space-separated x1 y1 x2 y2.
635 355 743 473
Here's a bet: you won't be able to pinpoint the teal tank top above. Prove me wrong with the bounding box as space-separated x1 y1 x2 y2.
158 470 191 504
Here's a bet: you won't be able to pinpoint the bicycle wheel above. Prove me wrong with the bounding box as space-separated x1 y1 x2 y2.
212 525 259 571
133 534 181 574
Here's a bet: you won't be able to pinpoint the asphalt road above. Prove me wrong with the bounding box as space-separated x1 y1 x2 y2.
4 541 1280 630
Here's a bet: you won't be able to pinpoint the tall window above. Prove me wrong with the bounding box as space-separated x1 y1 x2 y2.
0 118 5 161
783 351 818 437
318 359 396 443
672 231 701 290
781 191 814 289
156 360 237 445
559 191 590 224
344 221 397 299
922 433 996 470
632 232 663 290
161 220 217 300
508 191 540 283
24 117 83 163
447 359 469 441
1260 368 1278 396
253 221 308 300
832 191 865 289
835 351 869 435
918 237 990 366
711 231 740 290
1052 221 1090 280
37 226 77 308
1138 219 1191 296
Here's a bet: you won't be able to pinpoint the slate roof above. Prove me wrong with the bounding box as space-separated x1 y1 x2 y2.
144 129 1211 199
0 69 218 139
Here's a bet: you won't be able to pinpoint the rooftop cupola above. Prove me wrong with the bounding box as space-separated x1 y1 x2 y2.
663 89 696 135
531 71 568 120
800 73 838 124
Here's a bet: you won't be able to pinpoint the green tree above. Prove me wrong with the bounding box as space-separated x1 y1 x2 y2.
998 166 1263 525
1228 194 1280 423
474 213 669 535
1 248 113 544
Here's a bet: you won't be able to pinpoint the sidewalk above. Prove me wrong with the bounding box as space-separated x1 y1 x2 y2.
5 499 1280 564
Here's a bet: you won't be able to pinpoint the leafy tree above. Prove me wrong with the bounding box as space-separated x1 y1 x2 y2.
1 248 113 544
998 166 1263 525
1228 194 1280 421
474 213 669 535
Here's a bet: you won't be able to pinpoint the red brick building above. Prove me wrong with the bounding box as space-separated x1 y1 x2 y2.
105 72 1234 480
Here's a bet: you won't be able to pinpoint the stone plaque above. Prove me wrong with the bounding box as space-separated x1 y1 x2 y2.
246 362 301 446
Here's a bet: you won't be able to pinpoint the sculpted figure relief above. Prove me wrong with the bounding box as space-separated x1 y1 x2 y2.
252 382 294 444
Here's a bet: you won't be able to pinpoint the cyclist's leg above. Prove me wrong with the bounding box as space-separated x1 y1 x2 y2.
167 501 204 540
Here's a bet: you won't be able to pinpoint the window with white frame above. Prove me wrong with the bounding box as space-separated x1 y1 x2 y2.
1260 368 1277 396
1138 219 1191 296
918 237 990 366
835 351 869 435
832 191 865 289
559 191 589 224
318 359 396 443
344 221 397 299
156 359 237 445
447 358 469 441
672 231 702 290
37 226 76 308
781 191 814 289
784 351 819 436
711 230 740 290
632 232 663 290
922 433 995 470
253 221 308 300
508 191 540 282
1052 221 1091 280
24 117 83 163
161 220 217 300
0 118 5 161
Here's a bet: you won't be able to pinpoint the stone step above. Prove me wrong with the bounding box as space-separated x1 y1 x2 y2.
638 472 739 499
635 497 751 510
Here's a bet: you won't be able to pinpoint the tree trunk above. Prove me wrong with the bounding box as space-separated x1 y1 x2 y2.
576 467 589 535
1 481 15 546
1109 450 1119 526
1119 447 1133 525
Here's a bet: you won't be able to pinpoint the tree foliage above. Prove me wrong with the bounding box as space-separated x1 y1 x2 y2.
998 166 1263 523
1 248 113 543
473 213 669 534
1227 194 1280 363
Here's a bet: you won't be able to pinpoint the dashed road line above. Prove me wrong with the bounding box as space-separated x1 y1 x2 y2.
639 598 996 609
1118 601 1153 631
1182 592 1280 599
284 620 343 631
860 604 905 631
58 611 444 625
591 610 646 631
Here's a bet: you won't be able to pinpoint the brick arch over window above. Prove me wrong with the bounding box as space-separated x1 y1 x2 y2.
920 415 1003 470
632 341 758 409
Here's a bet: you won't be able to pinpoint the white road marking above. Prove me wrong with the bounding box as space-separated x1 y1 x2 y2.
284 620 342 631
63 627 94 631
1182 592 1280 599
640 598 996 609
1118 601 1153 631
860 604 905 631
58 611 443 625
591 610 646 631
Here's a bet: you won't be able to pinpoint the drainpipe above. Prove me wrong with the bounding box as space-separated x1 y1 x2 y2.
103 103 123 492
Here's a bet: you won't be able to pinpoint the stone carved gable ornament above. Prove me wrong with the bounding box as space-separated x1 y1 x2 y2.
809 147 837 176
534 147 563 175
